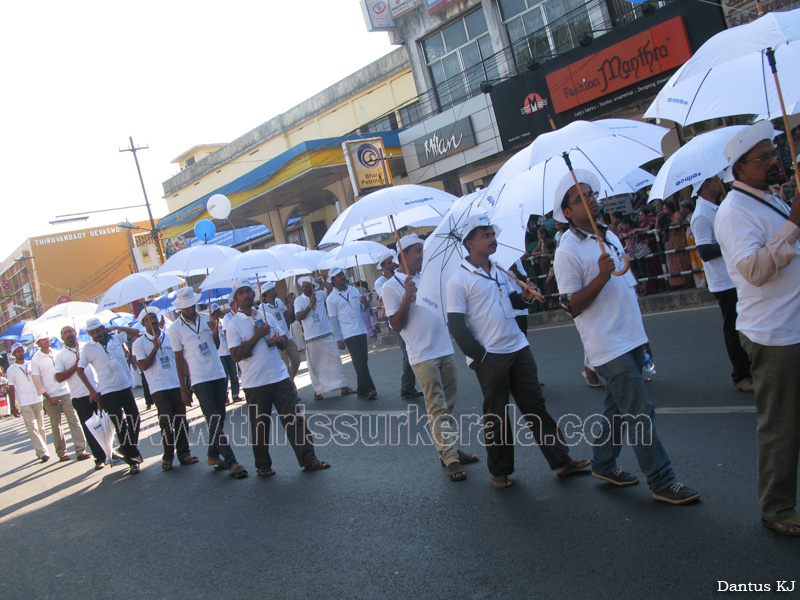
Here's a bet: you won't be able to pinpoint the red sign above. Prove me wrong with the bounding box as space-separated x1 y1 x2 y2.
546 16 692 114
522 92 548 115
1 280 10 294
56 296 71 304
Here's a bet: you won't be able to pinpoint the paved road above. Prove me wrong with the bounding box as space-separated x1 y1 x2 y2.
1 306 797 599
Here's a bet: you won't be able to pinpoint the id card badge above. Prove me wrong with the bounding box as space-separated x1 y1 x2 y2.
312 311 320 324
160 355 171 370
199 341 212 357
255 319 265 328
499 282 515 320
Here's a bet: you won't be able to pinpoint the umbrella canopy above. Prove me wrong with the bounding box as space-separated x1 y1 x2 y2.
649 126 749 200
644 8 800 125
318 240 389 270
0 321 34 341
96 273 184 311
156 244 241 277
319 203 449 247
292 249 329 272
36 301 98 322
200 248 309 291
328 184 457 239
148 291 177 311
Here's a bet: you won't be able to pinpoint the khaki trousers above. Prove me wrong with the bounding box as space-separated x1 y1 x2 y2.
280 338 302 380
43 394 86 458
411 354 459 466
740 334 800 522
20 402 49 459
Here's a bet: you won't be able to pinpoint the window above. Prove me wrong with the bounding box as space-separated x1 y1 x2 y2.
398 102 424 129
360 112 399 134
500 0 593 68
422 8 496 110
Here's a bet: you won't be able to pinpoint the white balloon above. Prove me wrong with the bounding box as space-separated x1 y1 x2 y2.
207 194 231 219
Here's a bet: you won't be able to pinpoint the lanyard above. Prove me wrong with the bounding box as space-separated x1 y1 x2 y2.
337 289 351 304
180 314 202 338
12 363 31 381
145 331 165 356
734 186 790 219
461 263 504 296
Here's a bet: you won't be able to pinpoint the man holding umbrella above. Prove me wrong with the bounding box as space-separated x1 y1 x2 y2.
132 307 198 471
77 317 144 475
260 282 302 386
552 171 699 505
227 280 330 477
446 214 589 488
293 275 356 401
168 286 247 479
326 267 378 400
715 121 800 535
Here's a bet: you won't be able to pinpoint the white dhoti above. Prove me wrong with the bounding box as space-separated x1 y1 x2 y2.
291 320 305 351
305 334 346 395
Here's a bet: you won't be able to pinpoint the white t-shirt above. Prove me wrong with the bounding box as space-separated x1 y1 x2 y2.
374 275 389 298
132 330 180 393
294 291 332 340
263 298 293 340
217 312 233 357
445 258 530 361
168 313 226 385
691 197 734 293
54 345 98 399
225 310 289 389
554 228 647 368
382 272 453 366
78 333 134 395
30 349 70 397
6 361 41 407
715 185 800 346
326 286 367 341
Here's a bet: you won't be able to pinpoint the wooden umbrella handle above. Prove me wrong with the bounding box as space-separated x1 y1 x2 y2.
495 265 546 303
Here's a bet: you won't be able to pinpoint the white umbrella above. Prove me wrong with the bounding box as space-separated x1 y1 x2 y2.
292 249 329 272
85 411 116 466
643 8 800 189
31 302 115 338
156 244 241 277
96 273 184 311
318 240 388 270
36 301 98 322
649 126 749 200
200 248 309 292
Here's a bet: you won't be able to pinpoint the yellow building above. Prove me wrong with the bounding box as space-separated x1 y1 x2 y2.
158 47 431 250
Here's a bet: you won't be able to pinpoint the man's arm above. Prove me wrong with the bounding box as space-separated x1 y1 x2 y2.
7 386 19 417
110 325 141 342
387 278 414 332
229 321 271 362
173 350 192 407
134 339 158 372
564 253 615 317
76 368 101 408
54 357 77 383
447 313 487 367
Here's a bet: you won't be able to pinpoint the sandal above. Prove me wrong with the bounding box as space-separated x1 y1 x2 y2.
128 464 141 475
257 467 276 477
556 458 590 478
229 464 248 479
162 460 173 471
208 458 227 471
490 475 514 489
340 387 357 397
313 393 324 401
439 450 480 468
303 459 331 471
762 515 800 536
445 461 467 482
178 455 199 465
582 370 603 388
367 390 378 400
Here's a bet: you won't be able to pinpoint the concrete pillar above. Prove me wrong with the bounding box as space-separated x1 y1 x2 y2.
325 179 356 211
249 204 298 245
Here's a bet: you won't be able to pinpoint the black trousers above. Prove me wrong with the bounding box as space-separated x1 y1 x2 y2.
150 387 191 462
474 347 571 477
397 334 417 394
245 378 316 470
344 334 376 397
72 395 106 463
713 288 752 384
100 388 141 463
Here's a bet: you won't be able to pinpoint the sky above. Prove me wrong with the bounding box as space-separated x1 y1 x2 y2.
0 1 396 259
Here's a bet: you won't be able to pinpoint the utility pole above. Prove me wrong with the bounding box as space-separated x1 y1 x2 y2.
119 136 165 263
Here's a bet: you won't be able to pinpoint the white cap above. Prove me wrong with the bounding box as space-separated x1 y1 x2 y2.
231 278 254 296
172 286 202 309
327 267 344 283
397 234 424 252
85 316 103 331
137 306 162 323
376 250 396 271
34 331 49 342
10 342 25 353
553 169 603 223
458 213 502 240
691 171 725 198
298 275 314 287
723 120 777 180
260 281 276 295
210 303 222 314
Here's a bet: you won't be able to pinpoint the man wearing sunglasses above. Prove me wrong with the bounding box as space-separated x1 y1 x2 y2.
553 170 699 506
715 121 800 536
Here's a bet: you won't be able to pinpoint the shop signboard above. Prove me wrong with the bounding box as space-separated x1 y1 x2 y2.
411 118 477 168
343 137 393 196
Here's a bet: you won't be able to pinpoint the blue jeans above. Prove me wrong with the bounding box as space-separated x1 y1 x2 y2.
219 354 240 398
192 377 237 469
593 346 675 492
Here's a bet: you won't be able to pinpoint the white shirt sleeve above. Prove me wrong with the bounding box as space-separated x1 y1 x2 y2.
226 319 243 349
692 212 715 246
445 275 467 314
78 350 90 369
132 338 147 361
381 280 402 318
168 325 184 352
553 247 586 294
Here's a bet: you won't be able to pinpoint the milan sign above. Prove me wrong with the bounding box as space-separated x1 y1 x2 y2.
411 118 477 168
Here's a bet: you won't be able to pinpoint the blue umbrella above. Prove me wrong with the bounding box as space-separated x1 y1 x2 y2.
0 321 33 341
148 291 177 311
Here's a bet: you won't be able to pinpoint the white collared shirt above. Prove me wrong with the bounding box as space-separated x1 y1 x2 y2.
382 271 453 366
54 345 98 399
6 361 41 407
217 312 233 357
554 228 647 367
445 258 529 360
225 310 288 389
294 291 332 340
132 329 180 393
326 285 367 341
30 348 70 397
691 197 734 293
263 298 293 340
78 333 134 395
168 314 226 385
374 275 389 298
716 183 800 346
